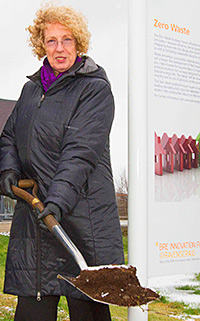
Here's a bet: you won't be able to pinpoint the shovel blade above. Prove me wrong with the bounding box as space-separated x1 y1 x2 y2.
58 265 159 307
58 274 112 305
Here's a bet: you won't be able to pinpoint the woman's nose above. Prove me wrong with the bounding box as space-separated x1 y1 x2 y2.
56 41 65 51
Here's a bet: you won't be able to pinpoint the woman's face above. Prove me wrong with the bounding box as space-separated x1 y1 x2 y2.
44 23 77 74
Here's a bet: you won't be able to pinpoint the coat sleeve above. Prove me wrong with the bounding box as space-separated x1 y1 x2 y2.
0 93 24 175
44 79 115 215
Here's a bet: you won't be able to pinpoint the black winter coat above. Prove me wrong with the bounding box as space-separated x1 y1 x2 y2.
0 56 124 300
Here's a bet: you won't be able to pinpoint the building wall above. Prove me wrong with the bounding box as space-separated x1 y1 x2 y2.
0 98 16 220
0 98 16 134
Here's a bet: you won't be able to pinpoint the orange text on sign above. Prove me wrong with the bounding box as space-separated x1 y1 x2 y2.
154 19 190 35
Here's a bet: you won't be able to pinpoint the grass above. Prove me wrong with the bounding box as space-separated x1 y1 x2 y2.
0 236 9 281
149 296 200 320
175 285 200 295
0 235 16 321
0 233 200 320
195 273 200 282
175 272 200 296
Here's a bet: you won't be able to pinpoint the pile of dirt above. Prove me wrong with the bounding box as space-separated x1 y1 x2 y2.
63 265 159 307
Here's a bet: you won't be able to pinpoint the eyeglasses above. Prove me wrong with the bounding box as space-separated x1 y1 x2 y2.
45 38 75 49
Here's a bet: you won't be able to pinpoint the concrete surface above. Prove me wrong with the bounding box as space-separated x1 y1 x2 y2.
0 221 11 233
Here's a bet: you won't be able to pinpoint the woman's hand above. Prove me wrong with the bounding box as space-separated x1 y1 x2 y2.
38 202 62 229
0 171 19 199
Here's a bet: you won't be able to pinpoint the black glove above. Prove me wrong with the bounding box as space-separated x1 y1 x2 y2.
0 171 19 199
38 202 62 228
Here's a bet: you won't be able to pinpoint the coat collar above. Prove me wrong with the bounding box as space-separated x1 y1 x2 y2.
27 56 109 94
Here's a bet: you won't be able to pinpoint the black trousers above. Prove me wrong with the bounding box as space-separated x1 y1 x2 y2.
14 296 112 321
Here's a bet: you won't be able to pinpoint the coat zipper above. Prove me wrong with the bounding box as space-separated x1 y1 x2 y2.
36 222 42 301
38 94 45 108
26 91 45 301
26 93 45 175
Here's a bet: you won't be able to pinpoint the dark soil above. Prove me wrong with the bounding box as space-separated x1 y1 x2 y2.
64 265 159 307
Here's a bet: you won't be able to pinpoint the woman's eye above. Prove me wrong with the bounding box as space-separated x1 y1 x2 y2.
63 38 74 46
48 40 56 44
45 39 57 47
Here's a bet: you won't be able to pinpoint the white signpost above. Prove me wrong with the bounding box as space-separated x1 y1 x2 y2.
148 0 200 278
128 0 200 320
128 0 148 320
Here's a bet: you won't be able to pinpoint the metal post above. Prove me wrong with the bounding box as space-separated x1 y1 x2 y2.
128 0 148 320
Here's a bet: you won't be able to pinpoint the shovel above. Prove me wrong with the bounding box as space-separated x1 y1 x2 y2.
12 179 159 307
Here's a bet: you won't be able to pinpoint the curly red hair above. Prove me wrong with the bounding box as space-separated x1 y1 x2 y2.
26 4 91 59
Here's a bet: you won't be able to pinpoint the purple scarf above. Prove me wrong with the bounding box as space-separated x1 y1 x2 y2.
41 56 82 92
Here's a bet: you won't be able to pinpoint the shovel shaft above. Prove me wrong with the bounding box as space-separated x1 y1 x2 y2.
12 180 88 270
52 225 88 270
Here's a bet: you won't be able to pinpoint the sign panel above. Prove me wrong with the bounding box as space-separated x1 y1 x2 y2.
148 0 200 277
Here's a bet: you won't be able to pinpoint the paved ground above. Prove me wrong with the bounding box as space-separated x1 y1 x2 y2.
0 221 11 233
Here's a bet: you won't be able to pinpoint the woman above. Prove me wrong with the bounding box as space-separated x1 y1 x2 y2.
0 4 124 321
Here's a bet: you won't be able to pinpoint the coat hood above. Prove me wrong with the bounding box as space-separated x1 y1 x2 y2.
76 56 111 85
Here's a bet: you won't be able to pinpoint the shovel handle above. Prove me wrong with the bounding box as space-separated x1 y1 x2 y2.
12 180 59 232
12 179 88 270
